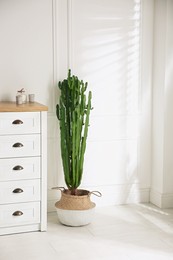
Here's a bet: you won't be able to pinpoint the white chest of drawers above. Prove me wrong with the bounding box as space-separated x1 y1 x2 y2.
0 102 48 235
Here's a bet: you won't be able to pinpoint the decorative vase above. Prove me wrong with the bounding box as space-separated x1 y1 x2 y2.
17 88 27 103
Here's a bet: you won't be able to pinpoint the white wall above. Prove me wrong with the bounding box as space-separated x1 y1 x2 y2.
0 0 53 105
151 0 173 208
49 0 153 209
0 0 153 211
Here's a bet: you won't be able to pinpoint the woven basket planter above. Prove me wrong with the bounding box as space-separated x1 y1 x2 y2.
53 188 101 226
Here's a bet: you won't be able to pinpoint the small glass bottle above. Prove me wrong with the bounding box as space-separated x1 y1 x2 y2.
17 88 27 103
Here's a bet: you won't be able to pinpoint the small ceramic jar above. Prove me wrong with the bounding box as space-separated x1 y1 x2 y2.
28 94 35 103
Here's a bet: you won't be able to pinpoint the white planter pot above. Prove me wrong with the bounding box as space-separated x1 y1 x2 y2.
56 206 96 226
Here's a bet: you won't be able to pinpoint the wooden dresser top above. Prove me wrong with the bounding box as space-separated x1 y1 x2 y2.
0 102 48 112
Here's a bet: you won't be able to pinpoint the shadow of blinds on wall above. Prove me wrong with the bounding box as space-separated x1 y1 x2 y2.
68 0 143 205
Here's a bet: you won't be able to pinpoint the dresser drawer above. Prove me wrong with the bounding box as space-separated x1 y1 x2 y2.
0 112 40 135
0 202 40 228
0 134 40 158
0 179 40 204
0 157 40 181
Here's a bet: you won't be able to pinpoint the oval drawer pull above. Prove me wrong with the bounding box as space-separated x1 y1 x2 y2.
13 165 24 171
12 119 23 125
12 211 23 216
13 188 24 193
12 142 24 148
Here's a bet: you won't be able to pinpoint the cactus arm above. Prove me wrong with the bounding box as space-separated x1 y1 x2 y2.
72 110 76 186
79 91 92 182
75 107 82 187
59 100 71 188
56 104 60 120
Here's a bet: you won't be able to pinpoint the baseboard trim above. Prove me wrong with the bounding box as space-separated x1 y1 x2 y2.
150 189 173 208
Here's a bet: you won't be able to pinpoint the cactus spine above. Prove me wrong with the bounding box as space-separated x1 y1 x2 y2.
56 70 92 194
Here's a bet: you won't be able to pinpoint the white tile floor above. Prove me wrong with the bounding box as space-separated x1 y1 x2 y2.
0 204 173 260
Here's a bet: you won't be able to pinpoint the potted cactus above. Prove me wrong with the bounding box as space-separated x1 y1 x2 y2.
53 70 101 226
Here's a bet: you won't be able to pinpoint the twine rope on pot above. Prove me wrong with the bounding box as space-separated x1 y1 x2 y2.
89 191 102 197
52 187 65 192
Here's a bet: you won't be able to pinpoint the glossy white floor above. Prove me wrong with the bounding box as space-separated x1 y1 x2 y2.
0 204 173 260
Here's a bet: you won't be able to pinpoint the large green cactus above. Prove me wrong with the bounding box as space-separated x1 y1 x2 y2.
56 70 92 194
